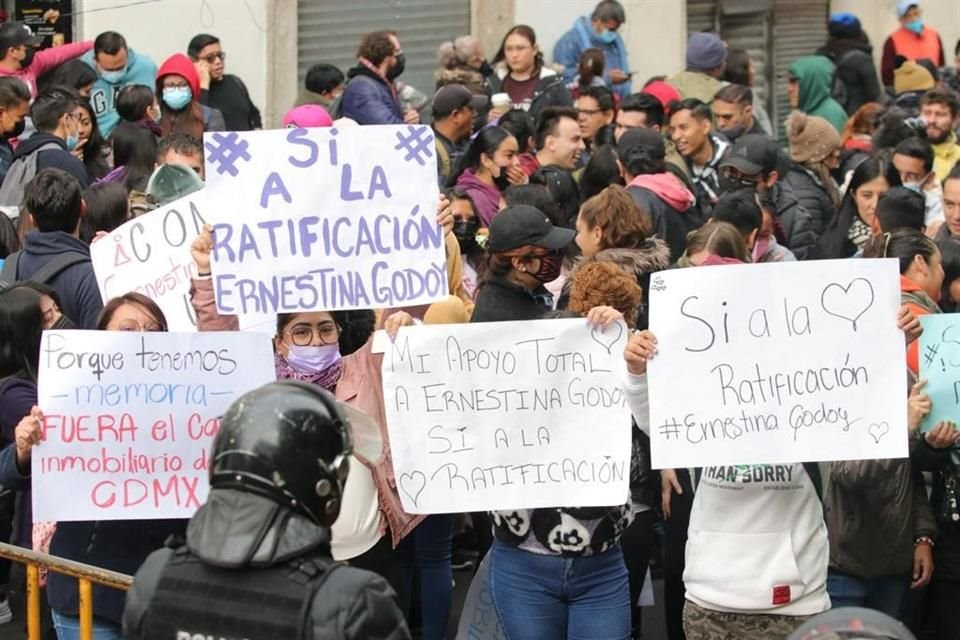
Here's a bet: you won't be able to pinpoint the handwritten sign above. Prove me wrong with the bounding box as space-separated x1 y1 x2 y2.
202 126 445 318
647 260 908 468
90 193 207 331
34 330 275 521
455 555 505 640
382 319 631 513
919 314 960 431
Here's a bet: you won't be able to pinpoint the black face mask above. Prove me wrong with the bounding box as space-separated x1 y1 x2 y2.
718 124 746 142
387 53 405 80
493 168 511 192
478 59 493 77
3 118 25 140
719 171 758 195
20 47 35 70
453 215 480 250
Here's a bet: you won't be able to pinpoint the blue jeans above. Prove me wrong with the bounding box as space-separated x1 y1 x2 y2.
398 514 453 640
489 540 630 640
51 610 123 640
826 569 908 618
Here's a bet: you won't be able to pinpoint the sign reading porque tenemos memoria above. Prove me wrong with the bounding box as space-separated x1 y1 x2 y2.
382 319 631 514
201 125 446 319
647 259 908 469
34 330 275 522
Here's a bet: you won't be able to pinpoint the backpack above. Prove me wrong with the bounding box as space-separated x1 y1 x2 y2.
0 249 90 290
0 142 62 208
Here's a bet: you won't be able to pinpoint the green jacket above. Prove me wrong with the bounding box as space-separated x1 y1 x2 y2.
788 56 848 134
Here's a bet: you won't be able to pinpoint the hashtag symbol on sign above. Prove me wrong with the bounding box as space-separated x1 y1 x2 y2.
923 343 939 368
204 132 252 177
658 417 682 441
394 126 434 166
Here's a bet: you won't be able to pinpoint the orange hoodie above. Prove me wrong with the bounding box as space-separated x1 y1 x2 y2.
900 274 939 375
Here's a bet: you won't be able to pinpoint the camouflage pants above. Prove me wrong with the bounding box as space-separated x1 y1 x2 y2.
682 601 810 639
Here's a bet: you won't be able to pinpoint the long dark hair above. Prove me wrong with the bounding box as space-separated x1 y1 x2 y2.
80 183 130 244
829 152 897 230
0 286 44 380
938 238 960 312
110 122 158 193
863 228 937 274
445 186 486 272
447 126 513 187
580 144 624 200
493 25 544 75
76 99 110 180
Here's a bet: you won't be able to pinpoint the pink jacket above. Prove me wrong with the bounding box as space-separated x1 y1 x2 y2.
0 41 93 97
189 278 424 547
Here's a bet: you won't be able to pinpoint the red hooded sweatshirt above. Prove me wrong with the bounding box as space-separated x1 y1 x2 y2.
155 53 200 101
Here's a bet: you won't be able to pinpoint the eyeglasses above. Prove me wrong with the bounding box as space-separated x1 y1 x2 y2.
116 320 164 332
200 51 226 64
285 323 340 347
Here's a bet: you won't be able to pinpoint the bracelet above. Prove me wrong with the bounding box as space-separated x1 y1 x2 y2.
915 536 935 547
196 271 212 277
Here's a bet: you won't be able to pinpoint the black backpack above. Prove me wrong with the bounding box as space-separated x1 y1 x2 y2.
0 250 90 290
829 50 858 112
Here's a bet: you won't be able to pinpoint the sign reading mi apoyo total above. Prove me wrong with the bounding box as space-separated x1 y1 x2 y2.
647 259 908 469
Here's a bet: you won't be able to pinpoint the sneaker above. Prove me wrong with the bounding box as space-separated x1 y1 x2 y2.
0 597 12 624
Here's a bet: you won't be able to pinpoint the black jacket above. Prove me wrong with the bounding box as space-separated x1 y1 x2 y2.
627 185 704 264
472 274 553 323
816 38 882 115
818 201 860 260
10 132 89 188
200 74 262 131
124 490 409 640
772 180 819 260
783 163 836 239
488 70 573 121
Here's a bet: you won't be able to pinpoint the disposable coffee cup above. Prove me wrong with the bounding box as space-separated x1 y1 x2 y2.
491 93 511 111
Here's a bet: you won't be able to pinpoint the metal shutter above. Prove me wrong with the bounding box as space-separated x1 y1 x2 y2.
720 1 772 131
297 0 470 99
772 0 829 139
686 0 718 35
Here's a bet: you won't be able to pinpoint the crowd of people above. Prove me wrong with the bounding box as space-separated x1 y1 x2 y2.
0 0 959 638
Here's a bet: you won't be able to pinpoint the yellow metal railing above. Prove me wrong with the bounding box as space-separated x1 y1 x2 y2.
0 541 132 640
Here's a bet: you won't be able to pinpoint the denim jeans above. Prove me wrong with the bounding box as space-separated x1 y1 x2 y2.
826 569 908 618
488 540 630 640
51 610 123 640
398 514 453 640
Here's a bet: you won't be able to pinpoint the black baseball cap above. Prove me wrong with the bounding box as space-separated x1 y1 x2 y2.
0 23 43 51
488 205 575 252
432 84 488 118
719 133 778 176
618 127 665 160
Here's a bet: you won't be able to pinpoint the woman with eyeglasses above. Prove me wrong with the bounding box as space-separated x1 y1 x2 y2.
154 53 225 142
186 221 452 604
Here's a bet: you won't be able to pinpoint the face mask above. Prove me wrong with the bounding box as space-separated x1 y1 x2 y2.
720 172 757 195
100 67 126 83
387 53 406 80
478 59 493 77
597 29 618 45
453 215 480 250
493 164 512 191
286 344 342 374
532 253 563 283
718 124 746 142
3 118 24 139
65 133 79 151
905 19 924 34
162 87 193 111
20 48 35 69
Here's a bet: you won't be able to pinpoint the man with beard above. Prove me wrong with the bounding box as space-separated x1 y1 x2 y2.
712 84 766 142
341 30 419 125
920 89 960 181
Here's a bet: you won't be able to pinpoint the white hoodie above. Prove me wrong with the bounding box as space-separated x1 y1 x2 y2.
623 372 830 616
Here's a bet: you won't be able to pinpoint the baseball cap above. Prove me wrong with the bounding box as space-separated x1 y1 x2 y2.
0 23 43 50
618 128 665 160
719 134 778 176
282 104 333 128
432 84 488 118
896 1 918 18
146 163 204 206
488 205 575 253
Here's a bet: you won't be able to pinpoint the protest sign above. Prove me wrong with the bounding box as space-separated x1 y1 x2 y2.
918 314 960 431
382 319 631 514
455 555 505 640
647 259 907 469
202 126 445 319
90 193 207 331
34 330 275 521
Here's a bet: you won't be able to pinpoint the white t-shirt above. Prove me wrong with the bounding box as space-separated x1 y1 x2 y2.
330 455 382 561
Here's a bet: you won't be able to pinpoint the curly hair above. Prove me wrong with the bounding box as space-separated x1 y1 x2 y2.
567 260 642 328
357 30 398 67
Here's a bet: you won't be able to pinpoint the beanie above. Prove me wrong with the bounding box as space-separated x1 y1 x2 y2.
641 80 681 115
893 60 935 96
686 32 727 72
828 12 862 39
282 104 333 128
146 163 204 206
787 111 841 164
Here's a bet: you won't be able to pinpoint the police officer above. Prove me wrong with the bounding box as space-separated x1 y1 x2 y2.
123 381 410 640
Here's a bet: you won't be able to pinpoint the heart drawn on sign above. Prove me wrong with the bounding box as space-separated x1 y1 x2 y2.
399 471 427 507
820 278 875 331
868 422 889 444
590 322 624 355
